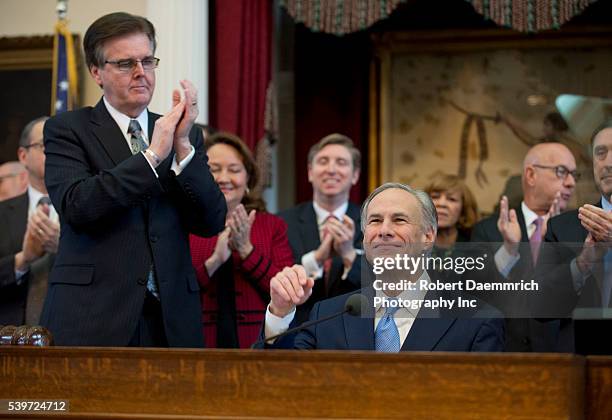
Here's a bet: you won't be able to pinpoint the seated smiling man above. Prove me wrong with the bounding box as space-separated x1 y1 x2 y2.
258 182 504 352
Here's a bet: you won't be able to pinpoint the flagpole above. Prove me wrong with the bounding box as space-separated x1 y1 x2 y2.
51 0 77 115
56 0 68 21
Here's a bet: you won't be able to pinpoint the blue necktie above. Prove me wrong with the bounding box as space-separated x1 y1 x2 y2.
127 119 159 299
375 305 400 352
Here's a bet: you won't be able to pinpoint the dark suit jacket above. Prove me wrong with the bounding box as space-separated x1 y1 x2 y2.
278 201 363 325
536 201 612 354
0 193 28 325
471 209 560 352
40 99 227 347
258 289 504 351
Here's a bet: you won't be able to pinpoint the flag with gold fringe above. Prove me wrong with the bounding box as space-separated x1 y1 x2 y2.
51 19 78 115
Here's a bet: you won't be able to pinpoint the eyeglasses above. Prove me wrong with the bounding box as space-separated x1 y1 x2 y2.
23 142 45 151
104 57 160 73
532 164 581 181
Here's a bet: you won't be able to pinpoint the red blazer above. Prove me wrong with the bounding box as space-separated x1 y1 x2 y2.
190 212 294 348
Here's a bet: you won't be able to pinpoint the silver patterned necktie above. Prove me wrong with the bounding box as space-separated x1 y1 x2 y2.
127 119 148 154
127 119 159 299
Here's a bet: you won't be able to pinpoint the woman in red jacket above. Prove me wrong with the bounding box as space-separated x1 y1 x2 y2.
190 132 294 348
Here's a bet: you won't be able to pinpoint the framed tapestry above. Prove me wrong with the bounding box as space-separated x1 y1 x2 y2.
0 35 81 162
369 27 612 213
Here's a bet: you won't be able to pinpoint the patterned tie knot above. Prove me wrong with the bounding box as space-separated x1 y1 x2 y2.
37 196 52 207
383 303 400 318
128 119 142 137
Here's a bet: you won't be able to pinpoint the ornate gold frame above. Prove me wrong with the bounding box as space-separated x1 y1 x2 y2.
368 26 612 192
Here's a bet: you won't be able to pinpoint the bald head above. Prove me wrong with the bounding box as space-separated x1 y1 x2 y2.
522 142 577 214
0 161 28 201
523 143 574 169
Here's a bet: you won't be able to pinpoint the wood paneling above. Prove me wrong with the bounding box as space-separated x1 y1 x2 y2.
0 348 587 419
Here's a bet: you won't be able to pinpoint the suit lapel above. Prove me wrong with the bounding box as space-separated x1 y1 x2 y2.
343 288 375 349
346 202 363 246
343 313 374 350
90 99 132 165
299 203 321 251
402 315 456 351
7 194 28 250
516 208 529 243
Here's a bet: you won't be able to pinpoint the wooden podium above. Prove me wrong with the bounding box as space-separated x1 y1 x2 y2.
0 347 609 419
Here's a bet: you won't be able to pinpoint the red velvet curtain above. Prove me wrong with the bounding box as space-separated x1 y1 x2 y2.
294 27 371 205
210 0 272 151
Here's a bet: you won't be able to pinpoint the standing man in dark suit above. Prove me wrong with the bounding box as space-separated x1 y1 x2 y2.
260 183 503 351
41 12 226 347
278 134 362 324
471 142 577 351
537 121 612 354
0 117 59 326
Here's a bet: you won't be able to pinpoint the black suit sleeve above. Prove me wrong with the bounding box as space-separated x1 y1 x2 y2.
44 115 226 236
161 127 226 237
0 255 17 289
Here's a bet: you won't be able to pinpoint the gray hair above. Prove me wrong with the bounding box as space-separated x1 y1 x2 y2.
19 116 49 147
360 182 438 234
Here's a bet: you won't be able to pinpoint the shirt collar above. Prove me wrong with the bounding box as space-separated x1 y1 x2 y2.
521 201 540 228
103 97 149 143
27 185 58 222
601 195 612 211
375 270 430 318
312 201 349 226
27 184 45 214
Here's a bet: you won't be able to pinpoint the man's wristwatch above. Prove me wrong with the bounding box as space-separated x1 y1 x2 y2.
144 148 161 166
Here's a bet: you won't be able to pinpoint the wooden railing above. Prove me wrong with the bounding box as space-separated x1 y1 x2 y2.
0 347 609 419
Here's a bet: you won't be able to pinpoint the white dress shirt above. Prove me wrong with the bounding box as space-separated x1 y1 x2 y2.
27 185 58 222
103 97 194 177
15 185 59 281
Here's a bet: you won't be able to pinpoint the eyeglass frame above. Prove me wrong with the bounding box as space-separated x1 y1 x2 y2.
103 57 160 73
22 142 45 151
532 164 581 181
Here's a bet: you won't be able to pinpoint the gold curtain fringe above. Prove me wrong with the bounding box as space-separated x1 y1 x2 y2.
280 0 596 35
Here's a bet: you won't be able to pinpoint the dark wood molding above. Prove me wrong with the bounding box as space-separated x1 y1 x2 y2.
0 34 81 70
372 26 612 54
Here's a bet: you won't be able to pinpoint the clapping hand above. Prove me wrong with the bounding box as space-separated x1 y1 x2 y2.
497 195 521 255
227 204 256 259
171 79 199 162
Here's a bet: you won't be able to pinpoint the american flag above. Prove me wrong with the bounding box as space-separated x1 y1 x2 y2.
51 20 78 115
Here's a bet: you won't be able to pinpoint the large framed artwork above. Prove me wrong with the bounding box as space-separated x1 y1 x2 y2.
370 27 612 213
0 35 81 162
